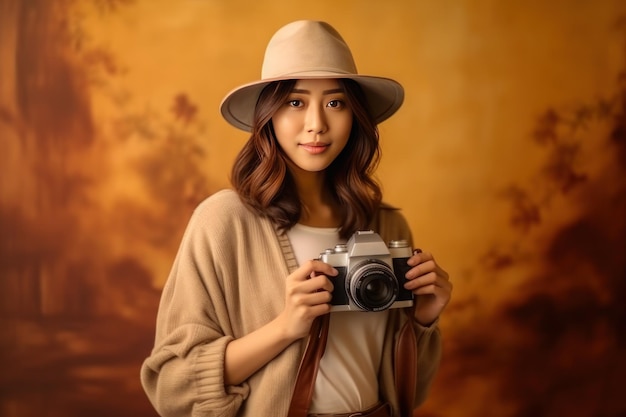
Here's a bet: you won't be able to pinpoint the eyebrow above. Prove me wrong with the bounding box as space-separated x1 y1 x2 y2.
290 88 345 95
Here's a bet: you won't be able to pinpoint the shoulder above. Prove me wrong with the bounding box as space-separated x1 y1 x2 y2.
189 189 260 234
195 189 248 215
371 201 413 245
379 201 401 212
377 201 409 226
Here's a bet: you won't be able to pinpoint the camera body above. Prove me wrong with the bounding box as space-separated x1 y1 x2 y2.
319 230 414 312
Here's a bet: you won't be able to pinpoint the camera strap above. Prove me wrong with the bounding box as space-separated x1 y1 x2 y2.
287 310 418 417
287 313 330 417
395 309 418 417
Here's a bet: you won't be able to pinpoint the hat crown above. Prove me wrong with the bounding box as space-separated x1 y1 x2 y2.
261 20 358 79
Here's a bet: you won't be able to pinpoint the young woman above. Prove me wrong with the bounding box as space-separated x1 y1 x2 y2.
141 20 452 417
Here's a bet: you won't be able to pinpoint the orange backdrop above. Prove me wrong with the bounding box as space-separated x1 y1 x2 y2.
1 0 625 416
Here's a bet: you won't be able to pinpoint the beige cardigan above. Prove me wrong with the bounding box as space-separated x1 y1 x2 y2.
141 189 441 417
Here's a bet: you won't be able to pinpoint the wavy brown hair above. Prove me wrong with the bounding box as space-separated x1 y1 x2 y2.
230 79 383 239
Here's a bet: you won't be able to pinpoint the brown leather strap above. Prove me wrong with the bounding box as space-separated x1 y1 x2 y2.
288 313 331 417
394 310 418 417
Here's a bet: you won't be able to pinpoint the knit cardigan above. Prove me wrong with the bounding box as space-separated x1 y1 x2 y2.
140 189 442 417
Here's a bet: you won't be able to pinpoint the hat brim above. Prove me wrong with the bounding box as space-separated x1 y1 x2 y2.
220 74 404 132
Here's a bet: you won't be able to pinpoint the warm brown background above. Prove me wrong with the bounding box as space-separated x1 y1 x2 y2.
1 0 625 416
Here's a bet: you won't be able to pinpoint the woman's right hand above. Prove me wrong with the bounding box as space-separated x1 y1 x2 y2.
277 260 337 341
224 260 336 386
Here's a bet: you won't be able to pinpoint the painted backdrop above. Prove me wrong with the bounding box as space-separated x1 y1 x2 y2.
1 0 625 416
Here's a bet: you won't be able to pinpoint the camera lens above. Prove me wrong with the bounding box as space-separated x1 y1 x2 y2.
348 260 398 311
362 276 392 303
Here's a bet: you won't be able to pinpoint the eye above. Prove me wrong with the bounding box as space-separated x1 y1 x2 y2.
327 99 344 109
287 99 303 108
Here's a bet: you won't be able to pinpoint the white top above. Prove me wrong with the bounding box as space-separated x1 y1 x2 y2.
287 223 388 414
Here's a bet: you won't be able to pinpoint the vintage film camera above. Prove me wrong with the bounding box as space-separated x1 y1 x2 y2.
319 230 414 312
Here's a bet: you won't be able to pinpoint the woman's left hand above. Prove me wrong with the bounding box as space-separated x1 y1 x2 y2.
403 250 452 326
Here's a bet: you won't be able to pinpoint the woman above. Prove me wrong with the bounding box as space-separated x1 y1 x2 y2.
141 20 452 417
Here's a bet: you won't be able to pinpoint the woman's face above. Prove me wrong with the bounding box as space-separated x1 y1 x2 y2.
272 79 353 174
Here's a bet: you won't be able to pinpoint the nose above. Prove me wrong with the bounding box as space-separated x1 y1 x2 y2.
305 104 328 134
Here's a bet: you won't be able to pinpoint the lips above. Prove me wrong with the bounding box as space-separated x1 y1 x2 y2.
300 142 330 155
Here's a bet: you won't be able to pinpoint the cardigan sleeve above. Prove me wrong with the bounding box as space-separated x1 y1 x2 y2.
411 319 442 407
140 195 250 417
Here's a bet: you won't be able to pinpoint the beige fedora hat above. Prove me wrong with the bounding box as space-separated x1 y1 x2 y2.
220 20 404 131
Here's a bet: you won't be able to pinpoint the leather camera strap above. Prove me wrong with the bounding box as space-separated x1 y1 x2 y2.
395 310 418 417
287 313 330 417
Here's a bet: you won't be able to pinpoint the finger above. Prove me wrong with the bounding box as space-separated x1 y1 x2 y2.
306 302 332 318
407 251 434 267
304 289 333 306
405 259 437 280
404 271 437 290
404 271 452 291
411 284 437 296
289 299 331 322
291 291 333 317
319 277 334 293
299 275 334 293
293 259 338 281
411 281 452 298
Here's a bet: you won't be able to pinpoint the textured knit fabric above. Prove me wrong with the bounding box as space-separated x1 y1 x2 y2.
140 189 442 417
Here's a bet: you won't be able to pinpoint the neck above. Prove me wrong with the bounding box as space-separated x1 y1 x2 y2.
291 170 340 228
